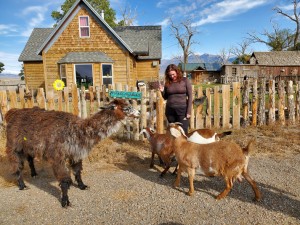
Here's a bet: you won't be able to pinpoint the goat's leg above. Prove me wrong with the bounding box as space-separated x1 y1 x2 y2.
174 166 182 188
187 168 195 196
160 155 171 177
70 160 88 190
216 176 233 200
27 155 37 177
242 171 262 201
52 163 72 207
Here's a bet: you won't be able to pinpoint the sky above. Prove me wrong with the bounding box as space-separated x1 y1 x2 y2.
0 0 297 75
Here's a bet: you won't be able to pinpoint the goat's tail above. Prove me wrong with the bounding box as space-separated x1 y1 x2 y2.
243 139 256 156
216 131 232 139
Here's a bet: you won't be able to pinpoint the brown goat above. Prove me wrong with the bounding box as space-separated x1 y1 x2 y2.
170 124 261 201
141 124 232 177
5 99 139 207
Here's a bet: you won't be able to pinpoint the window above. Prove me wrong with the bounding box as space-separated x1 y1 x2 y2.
79 16 90 37
60 64 67 86
102 64 113 87
232 67 237 76
75 64 93 88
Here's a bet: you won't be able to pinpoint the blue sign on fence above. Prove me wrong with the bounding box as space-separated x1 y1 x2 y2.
109 90 142 99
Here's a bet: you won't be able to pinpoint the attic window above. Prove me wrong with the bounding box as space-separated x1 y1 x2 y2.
79 16 90 38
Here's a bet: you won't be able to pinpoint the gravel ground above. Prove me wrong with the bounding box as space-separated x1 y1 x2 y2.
0 125 299 224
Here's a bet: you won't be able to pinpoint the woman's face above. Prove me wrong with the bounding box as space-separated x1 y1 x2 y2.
168 70 178 82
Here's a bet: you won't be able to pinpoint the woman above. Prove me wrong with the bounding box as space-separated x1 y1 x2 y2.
159 64 192 134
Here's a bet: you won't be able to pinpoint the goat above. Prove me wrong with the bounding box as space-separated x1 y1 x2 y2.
141 123 232 177
169 124 261 201
5 99 140 207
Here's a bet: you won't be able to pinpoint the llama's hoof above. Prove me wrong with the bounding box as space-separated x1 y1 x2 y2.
61 196 71 207
78 184 88 190
18 181 27 190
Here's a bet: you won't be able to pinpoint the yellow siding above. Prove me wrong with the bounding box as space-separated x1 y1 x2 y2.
23 62 45 90
136 60 160 82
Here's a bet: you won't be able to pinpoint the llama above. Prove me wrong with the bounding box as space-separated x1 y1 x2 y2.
5 99 139 207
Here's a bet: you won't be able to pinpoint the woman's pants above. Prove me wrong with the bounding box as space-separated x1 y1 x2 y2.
165 105 189 134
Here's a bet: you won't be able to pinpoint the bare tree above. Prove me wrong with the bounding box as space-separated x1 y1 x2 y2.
273 0 300 49
231 40 253 64
117 4 138 26
218 48 232 65
247 23 294 51
169 18 198 72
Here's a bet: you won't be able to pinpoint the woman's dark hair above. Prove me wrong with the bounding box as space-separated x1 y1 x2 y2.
164 64 183 87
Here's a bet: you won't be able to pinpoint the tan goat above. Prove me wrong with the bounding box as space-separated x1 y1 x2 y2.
169 124 261 201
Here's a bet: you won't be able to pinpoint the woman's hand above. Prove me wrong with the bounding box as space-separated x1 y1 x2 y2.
186 114 191 119
159 84 164 92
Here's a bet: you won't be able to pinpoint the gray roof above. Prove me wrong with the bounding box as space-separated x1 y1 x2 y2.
178 63 222 72
58 52 113 63
18 28 53 62
252 51 300 66
113 26 162 60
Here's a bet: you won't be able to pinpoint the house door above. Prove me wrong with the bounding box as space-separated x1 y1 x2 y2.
75 64 93 88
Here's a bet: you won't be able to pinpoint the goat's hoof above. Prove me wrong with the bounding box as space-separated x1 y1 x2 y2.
18 182 27 190
78 184 88 190
187 191 194 196
216 195 224 200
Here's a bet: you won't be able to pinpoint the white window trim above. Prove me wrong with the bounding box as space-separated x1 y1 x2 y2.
79 16 90 38
102 63 114 86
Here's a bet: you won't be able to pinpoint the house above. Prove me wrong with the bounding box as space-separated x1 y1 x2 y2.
221 51 300 83
18 0 161 92
178 62 222 84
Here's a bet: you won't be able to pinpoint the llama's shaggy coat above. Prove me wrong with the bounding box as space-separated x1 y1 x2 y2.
5 99 139 207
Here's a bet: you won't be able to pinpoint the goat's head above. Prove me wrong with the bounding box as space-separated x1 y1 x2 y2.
168 123 187 138
101 99 140 118
140 127 155 138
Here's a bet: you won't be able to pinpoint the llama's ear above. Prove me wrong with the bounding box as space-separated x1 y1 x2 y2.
170 127 181 138
100 104 115 110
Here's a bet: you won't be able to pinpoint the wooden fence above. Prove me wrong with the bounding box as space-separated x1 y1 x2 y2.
0 79 300 140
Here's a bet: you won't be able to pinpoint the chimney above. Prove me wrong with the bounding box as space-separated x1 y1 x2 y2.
101 10 104 19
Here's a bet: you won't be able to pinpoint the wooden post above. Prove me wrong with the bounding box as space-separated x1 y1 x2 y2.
131 86 140 140
148 89 155 128
251 79 258 126
268 79 276 125
232 82 240 129
222 84 230 129
8 90 17 109
277 80 285 125
213 86 220 128
19 87 25 109
47 90 55 111
296 81 300 122
36 88 46 109
81 86 87 119
156 90 164 134
63 87 70 113
258 79 266 126
195 86 204 129
0 91 8 122
242 80 249 127
89 86 95 115
287 80 295 125
57 90 63 112
102 85 107 104
95 86 102 108
189 85 195 130
205 88 212 128
140 86 147 130
72 84 79 116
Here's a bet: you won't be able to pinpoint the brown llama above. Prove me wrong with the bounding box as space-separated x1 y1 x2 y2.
5 99 140 207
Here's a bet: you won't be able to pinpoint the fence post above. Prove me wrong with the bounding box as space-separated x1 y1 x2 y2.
189 85 195 130
205 87 212 128
0 91 8 122
195 86 204 129
222 84 230 129
95 86 102 108
19 87 25 109
242 80 249 127
232 82 240 129
251 79 258 126
63 87 70 113
287 80 295 125
81 86 87 119
214 86 220 128
268 79 276 125
156 90 164 134
57 90 63 111
278 80 285 125
258 78 266 126
47 89 55 111
140 86 147 131
72 84 80 116
131 86 140 140
89 86 95 115
36 88 46 109
8 90 17 109
296 81 300 122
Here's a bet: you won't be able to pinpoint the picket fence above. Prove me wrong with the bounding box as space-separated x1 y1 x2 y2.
0 79 300 140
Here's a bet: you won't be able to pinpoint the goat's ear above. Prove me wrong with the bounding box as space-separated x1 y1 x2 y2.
170 127 182 138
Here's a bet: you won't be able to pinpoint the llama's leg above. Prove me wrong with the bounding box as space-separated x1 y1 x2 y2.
52 163 72 207
150 152 155 168
174 166 182 187
216 176 233 200
187 168 195 196
7 150 27 190
242 171 262 201
70 160 88 190
27 155 37 177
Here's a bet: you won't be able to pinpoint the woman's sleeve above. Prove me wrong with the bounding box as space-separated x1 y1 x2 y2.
186 79 193 115
161 87 168 100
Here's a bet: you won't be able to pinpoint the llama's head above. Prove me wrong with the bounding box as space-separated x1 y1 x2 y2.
101 99 140 118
